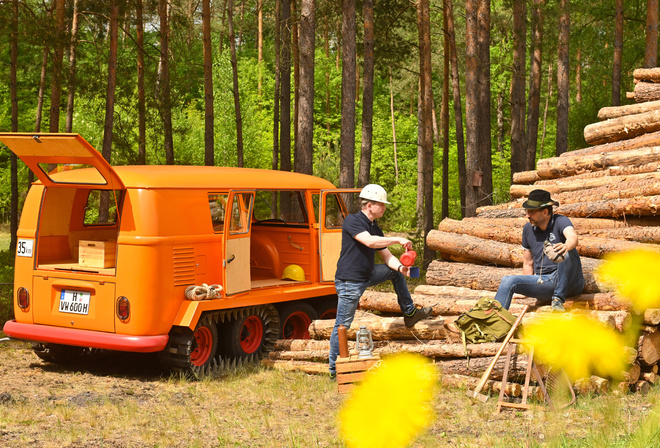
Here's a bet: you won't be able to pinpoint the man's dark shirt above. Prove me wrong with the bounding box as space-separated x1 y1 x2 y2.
522 214 575 275
334 211 386 282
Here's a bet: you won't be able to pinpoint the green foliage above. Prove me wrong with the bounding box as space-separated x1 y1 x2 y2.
0 0 654 230
0 249 15 327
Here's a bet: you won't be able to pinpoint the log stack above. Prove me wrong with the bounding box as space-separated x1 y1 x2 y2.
263 68 660 398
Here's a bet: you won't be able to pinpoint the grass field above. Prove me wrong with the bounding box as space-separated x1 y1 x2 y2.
0 341 659 448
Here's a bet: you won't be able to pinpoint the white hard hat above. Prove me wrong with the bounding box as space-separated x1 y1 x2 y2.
359 184 390 204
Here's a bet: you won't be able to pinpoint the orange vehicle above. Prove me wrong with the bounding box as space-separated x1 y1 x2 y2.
1 133 356 375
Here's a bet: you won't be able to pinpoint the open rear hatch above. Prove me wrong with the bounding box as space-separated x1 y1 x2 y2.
1 133 124 332
0 133 125 190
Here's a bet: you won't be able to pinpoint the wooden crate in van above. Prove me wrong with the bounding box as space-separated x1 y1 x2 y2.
79 240 116 268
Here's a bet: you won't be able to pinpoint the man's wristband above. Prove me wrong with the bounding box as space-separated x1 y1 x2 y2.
397 265 403 272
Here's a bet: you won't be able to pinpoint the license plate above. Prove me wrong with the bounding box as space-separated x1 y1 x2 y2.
59 290 91 315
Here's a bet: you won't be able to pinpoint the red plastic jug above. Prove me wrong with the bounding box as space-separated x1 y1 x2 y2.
400 249 417 267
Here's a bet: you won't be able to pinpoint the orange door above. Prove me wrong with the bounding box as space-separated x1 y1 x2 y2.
319 189 360 282
224 191 255 295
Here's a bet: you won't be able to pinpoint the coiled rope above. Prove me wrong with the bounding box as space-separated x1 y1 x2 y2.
184 283 223 301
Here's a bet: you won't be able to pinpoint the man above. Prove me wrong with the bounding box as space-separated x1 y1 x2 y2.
494 189 585 312
328 184 432 379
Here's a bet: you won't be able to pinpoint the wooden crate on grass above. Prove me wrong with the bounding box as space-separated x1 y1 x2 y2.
79 240 117 268
336 353 380 393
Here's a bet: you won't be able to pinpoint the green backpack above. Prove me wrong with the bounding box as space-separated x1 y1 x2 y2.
455 297 517 345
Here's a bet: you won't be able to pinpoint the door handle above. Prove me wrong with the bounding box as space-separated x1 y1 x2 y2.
288 235 303 251
227 254 236 264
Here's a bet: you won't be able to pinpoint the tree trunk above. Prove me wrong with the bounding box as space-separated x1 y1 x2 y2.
273 0 281 173
203 0 214 166
418 0 435 267
540 63 553 157
65 0 80 133
638 329 660 365
633 67 660 82
442 0 450 219
136 0 146 165
556 0 570 156
49 0 67 133
645 0 659 68
427 230 526 267
584 109 660 145
257 0 263 97
426 259 601 294
612 0 623 106
159 0 175 164
526 0 544 170
292 0 299 150
389 69 399 183
598 99 660 120
295 0 315 175
228 0 244 167
437 353 532 381
446 0 466 216
629 81 660 103
102 0 119 166
564 130 660 158
536 146 660 179
340 0 356 190
477 0 492 205
465 0 479 216
309 315 448 341
10 0 18 253
575 46 582 103
510 0 527 177
358 0 374 188
280 0 292 172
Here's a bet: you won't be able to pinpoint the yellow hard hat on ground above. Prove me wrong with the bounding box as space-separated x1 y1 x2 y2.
282 264 305 282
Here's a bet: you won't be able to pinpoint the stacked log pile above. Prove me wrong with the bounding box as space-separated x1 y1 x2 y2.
420 67 660 396
263 68 660 398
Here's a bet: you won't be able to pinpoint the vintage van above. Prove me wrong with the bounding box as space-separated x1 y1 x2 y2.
1 133 355 376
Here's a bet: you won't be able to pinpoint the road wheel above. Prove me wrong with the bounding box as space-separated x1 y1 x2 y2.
278 302 318 339
314 296 338 320
190 314 218 368
219 305 279 359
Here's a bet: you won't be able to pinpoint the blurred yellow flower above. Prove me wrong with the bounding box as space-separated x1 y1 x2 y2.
523 313 628 382
339 353 437 448
596 250 660 311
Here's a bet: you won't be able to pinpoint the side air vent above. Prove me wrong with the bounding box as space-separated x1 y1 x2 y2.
173 246 195 287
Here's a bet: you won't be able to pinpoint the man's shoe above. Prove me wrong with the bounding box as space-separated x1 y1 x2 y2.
551 298 565 312
404 307 433 328
329 372 336 382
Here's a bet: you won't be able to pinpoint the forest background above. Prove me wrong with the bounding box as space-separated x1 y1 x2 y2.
0 0 658 266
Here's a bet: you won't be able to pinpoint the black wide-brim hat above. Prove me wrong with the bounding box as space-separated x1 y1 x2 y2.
522 189 559 209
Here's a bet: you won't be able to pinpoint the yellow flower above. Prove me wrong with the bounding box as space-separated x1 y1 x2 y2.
523 313 628 382
339 353 437 448
596 250 660 311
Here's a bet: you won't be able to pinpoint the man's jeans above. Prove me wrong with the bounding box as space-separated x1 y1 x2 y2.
329 265 415 374
494 249 585 310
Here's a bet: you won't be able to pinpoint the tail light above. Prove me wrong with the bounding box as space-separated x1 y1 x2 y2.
17 287 29 310
116 296 130 321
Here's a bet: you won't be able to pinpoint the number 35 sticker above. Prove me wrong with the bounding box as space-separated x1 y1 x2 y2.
17 239 34 258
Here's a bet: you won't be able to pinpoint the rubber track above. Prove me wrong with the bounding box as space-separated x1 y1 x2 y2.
159 304 280 378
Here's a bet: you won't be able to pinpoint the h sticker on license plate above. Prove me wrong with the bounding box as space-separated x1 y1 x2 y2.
59 290 91 315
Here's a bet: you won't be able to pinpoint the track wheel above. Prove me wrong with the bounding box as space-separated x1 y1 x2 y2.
314 296 338 320
220 305 279 359
278 302 318 339
190 314 218 369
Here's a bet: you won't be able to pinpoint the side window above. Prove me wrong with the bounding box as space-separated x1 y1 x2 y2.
208 194 228 232
230 193 253 235
324 193 347 229
253 190 309 224
84 190 123 226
